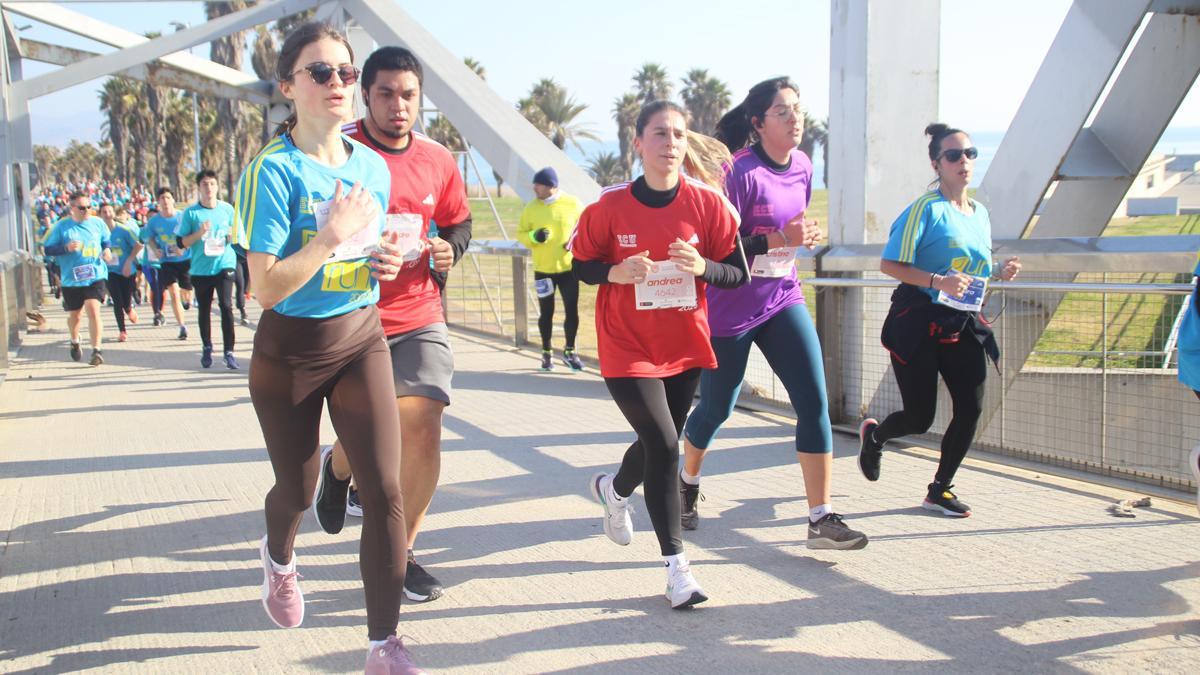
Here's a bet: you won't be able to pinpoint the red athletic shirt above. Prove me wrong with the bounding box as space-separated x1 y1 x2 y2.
345 121 471 336
569 176 740 378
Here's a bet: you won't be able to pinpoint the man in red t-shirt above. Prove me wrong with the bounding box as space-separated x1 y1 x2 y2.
312 47 473 604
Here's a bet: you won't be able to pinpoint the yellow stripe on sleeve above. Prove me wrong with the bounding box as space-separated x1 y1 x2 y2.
900 192 938 263
237 138 285 245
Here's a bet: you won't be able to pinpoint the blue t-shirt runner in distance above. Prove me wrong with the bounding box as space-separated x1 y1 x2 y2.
179 200 241 277
44 216 110 287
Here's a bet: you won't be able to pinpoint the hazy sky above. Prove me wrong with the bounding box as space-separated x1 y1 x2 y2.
17 0 1200 148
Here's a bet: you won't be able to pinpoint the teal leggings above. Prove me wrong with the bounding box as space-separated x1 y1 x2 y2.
684 302 833 454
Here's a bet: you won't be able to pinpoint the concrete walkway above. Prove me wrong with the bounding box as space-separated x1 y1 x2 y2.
2 301 1199 674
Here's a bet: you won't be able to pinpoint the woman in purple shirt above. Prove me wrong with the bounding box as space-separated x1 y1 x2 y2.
680 77 868 550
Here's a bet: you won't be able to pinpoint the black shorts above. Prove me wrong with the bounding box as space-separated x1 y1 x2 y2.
62 280 107 311
160 260 193 290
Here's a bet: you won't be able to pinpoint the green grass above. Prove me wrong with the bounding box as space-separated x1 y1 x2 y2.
457 192 1198 368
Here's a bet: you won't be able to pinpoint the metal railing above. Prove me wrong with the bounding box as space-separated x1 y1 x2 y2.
445 235 1200 491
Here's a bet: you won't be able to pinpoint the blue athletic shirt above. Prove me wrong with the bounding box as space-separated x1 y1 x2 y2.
882 190 992 302
106 223 140 275
234 133 389 318
179 200 241 276
44 216 110 287
137 222 162 269
145 213 190 263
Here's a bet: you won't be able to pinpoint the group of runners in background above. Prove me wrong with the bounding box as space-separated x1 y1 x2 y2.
33 19 1200 675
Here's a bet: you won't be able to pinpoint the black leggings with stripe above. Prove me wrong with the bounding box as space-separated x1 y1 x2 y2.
606 368 701 556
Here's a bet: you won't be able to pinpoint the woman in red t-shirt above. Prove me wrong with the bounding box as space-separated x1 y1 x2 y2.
571 100 748 609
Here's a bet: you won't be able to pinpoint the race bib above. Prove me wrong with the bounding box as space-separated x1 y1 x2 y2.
936 275 987 312
535 277 555 298
203 234 227 256
385 213 425 262
635 262 697 310
72 264 97 282
314 199 383 263
750 246 799 278
166 243 185 258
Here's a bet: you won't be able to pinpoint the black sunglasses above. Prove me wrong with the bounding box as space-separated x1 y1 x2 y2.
74 204 88 211
939 147 978 163
291 62 359 86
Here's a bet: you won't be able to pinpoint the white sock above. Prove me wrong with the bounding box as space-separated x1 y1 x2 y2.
679 469 700 486
664 552 689 572
368 639 389 653
269 553 295 574
809 503 832 523
606 478 626 503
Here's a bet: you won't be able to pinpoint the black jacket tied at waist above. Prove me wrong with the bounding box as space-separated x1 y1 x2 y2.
880 283 1000 370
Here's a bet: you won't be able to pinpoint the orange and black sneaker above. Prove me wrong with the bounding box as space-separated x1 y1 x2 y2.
922 481 971 517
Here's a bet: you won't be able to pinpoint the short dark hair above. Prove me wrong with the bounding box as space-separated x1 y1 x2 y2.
361 46 423 92
69 190 88 202
195 169 218 184
98 202 113 210
925 123 968 161
156 187 173 198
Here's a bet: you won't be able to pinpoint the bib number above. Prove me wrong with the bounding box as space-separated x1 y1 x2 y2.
72 264 97 282
315 199 383 263
936 275 987 312
635 262 697 310
385 213 425 262
204 235 227 256
535 277 555 298
750 246 799 278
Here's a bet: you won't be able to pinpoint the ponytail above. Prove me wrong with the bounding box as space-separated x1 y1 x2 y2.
713 103 753 153
274 113 297 138
715 77 801 153
683 130 732 191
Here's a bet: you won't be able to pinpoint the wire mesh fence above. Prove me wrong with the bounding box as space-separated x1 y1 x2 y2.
446 244 1198 490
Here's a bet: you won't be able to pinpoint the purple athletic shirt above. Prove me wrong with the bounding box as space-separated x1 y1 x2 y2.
705 146 811 337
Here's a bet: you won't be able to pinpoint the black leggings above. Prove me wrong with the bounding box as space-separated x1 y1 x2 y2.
874 336 988 485
193 269 235 352
535 271 579 351
606 368 701 556
234 255 248 311
250 306 406 641
107 272 135 331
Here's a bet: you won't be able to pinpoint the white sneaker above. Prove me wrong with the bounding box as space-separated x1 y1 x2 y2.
666 563 708 609
1190 444 1200 518
589 472 632 545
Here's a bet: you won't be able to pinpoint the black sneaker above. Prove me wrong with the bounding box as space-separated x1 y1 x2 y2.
922 482 972 517
807 513 868 550
200 346 213 369
153 312 164 326
182 301 191 310
178 325 188 340
312 445 351 534
239 309 249 326
403 550 444 602
346 488 363 517
88 349 104 367
857 418 883 482
69 341 82 362
679 480 703 531
540 351 553 371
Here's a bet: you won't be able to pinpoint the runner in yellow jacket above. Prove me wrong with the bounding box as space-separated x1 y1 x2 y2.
517 167 585 371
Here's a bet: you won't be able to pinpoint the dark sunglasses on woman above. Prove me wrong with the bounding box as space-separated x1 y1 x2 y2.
939 147 978 163
291 62 360 86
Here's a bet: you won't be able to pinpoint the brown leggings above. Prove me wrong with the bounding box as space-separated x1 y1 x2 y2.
250 305 406 641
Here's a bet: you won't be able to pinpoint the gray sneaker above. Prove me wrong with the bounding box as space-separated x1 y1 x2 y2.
807 513 868 550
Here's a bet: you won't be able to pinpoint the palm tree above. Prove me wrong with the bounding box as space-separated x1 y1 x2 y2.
250 25 278 145
633 63 672 103
142 32 166 187
33 145 59 187
612 93 640 181
680 69 731 135
800 117 829 187
162 91 198 195
518 79 598 152
586 152 624 186
425 115 465 153
206 2 250 195
99 77 137 182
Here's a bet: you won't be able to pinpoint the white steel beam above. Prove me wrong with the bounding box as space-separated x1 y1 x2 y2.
976 0 1151 238
19 39 272 105
343 0 599 203
7 0 324 101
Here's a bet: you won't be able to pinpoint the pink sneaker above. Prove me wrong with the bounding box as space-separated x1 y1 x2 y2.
364 636 424 675
259 536 304 628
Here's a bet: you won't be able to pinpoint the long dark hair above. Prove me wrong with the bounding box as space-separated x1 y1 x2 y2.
713 77 799 152
273 22 355 137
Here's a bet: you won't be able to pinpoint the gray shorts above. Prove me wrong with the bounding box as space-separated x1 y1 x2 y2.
387 322 453 405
